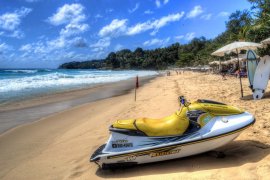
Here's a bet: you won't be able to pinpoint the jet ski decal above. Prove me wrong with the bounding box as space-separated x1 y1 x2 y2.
150 149 181 157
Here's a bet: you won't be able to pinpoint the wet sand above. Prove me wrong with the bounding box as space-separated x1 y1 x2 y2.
0 76 156 134
0 72 270 179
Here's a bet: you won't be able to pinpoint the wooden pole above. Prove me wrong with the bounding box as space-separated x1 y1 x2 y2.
237 49 244 98
135 75 139 101
135 87 136 101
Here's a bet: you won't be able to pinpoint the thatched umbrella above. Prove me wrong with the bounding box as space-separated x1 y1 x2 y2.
211 41 262 98
261 37 270 45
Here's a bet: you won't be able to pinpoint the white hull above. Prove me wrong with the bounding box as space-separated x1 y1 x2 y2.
100 132 240 166
91 112 255 168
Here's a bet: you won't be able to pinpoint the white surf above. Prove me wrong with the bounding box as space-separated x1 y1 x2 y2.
253 55 270 100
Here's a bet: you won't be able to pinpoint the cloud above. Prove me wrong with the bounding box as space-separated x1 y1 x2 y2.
99 12 184 38
218 11 230 17
106 9 114 13
128 3 140 13
24 0 40 2
19 44 32 52
114 44 124 51
175 35 184 40
0 7 32 31
187 5 203 18
156 0 169 8
48 4 85 25
164 0 169 4
143 37 170 47
155 0 161 8
144 10 154 14
98 19 128 37
47 37 67 50
60 23 89 37
48 3 89 37
201 13 212 20
95 14 103 18
90 37 111 52
71 37 88 48
185 32 195 41
127 12 184 36
175 33 195 41
0 43 11 53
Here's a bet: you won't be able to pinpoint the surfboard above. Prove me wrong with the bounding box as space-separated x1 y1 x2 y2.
253 55 270 100
246 50 258 89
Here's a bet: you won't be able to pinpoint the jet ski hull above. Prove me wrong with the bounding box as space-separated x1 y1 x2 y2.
90 112 255 169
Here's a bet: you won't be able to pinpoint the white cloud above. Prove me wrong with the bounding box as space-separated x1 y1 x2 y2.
164 0 169 4
156 0 169 8
106 9 114 13
126 21 153 36
48 3 89 38
155 0 161 8
90 37 111 52
71 37 88 48
218 11 230 17
128 3 140 13
185 32 195 41
0 43 11 53
175 35 184 40
0 7 32 31
187 5 203 18
19 44 32 52
143 37 170 47
201 13 212 20
9 30 24 39
60 23 89 37
25 0 40 2
98 19 128 37
127 12 184 36
115 44 124 51
144 10 154 14
48 4 85 25
47 37 66 50
175 33 195 41
95 14 103 18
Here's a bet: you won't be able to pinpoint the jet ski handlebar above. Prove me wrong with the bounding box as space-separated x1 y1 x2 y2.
178 96 190 107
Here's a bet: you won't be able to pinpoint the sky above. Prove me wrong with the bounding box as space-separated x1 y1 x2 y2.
0 0 252 69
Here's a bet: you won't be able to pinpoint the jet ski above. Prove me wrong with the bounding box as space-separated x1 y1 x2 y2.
90 96 255 169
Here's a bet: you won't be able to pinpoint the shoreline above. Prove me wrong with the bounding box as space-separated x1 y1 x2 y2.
0 75 157 134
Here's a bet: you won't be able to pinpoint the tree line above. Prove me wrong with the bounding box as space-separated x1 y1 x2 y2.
59 0 270 70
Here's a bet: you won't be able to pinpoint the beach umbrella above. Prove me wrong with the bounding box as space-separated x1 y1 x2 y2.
209 61 219 65
211 41 262 98
261 37 270 45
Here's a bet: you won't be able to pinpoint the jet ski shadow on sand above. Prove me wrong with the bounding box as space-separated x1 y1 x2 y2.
90 96 256 170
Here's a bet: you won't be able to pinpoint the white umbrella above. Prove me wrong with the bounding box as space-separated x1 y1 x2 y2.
209 61 219 65
211 41 262 98
261 37 270 45
211 42 262 57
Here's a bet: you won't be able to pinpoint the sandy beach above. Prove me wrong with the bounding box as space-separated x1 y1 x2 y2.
0 72 270 179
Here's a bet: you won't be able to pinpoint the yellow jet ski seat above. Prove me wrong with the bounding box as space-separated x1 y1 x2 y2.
112 112 190 137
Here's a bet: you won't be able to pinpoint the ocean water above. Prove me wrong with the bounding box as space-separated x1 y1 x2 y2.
0 69 158 103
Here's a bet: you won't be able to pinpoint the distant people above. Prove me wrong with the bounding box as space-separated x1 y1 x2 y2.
220 69 227 80
167 71 171 76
